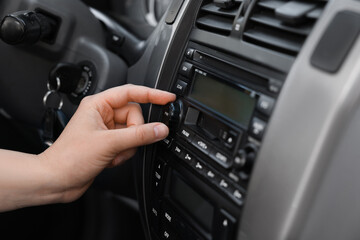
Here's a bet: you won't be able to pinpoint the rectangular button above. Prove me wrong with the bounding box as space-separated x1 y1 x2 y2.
185 48 194 59
268 78 282 93
218 178 230 190
162 104 170 125
181 151 195 165
178 127 194 142
193 160 205 175
250 117 267 139
228 185 244 206
203 166 219 184
191 136 210 155
213 209 236 240
184 107 200 125
161 137 173 148
220 129 240 149
150 199 161 232
153 160 166 194
171 143 185 158
257 95 275 116
209 149 232 169
173 80 188 96
160 224 178 240
179 62 194 78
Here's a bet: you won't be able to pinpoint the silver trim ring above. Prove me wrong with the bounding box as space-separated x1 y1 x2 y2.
43 90 63 110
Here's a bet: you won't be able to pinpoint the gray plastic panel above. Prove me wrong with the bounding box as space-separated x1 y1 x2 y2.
239 0 360 239
300 95 360 239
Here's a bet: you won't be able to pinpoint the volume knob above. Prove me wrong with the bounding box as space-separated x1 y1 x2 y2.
168 100 184 131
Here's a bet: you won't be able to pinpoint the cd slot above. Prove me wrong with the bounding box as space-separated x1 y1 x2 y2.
192 50 269 93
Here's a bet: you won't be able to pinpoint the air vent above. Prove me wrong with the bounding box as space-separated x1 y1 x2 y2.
196 0 243 36
243 0 328 56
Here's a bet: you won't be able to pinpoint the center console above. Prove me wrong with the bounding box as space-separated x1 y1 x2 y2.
145 40 285 240
142 0 327 239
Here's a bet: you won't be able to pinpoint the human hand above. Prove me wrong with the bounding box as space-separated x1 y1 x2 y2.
39 84 176 203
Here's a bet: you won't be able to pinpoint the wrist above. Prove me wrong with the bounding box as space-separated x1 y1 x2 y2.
0 149 65 212
38 148 91 204
37 151 67 204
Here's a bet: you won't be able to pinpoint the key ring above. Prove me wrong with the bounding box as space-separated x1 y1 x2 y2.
43 90 63 110
43 76 63 109
47 76 61 91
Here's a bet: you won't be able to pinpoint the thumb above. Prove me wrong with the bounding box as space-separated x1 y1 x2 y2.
106 122 169 151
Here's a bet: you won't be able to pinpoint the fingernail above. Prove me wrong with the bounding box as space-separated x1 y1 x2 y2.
154 124 168 139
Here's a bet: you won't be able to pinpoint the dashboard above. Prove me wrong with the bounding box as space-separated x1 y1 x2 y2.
1 0 360 240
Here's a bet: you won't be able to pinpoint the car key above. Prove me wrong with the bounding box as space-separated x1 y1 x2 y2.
41 78 68 147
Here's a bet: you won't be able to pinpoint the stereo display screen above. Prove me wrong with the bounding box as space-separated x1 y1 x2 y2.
189 72 256 127
170 172 214 232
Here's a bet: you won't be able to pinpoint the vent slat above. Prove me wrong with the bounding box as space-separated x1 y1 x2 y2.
257 0 286 10
307 7 323 20
244 0 328 56
196 1 241 36
197 15 234 34
250 13 312 36
244 28 303 54
201 3 238 17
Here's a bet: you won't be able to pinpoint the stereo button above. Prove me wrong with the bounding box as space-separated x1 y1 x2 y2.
191 136 210 155
269 78 282 93
192 161 207 176
160 226 178 240
206 170 216 179
178 127 194 142
184 107 200 125
150 200 161 232
171 144 185 159
231 188 244 206
161 137 173 148
162 104 170 126
179 62 194 78
181 152 195 165
214 210 236 240
185 48 194 59
234 150 246 169
209 149 232 169
168 100 184 131
219 179 229 189
228 172 240 183
173 80 188 96
250 117 267 139
153 160 166 194
257 95 275 116
220 129 240 150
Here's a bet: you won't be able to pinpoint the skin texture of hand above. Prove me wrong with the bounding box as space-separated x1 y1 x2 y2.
0 84 175 211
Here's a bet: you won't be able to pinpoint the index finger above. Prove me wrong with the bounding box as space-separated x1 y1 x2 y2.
97 84 176 109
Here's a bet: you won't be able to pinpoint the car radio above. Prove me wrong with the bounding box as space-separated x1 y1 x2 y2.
147 42 284 240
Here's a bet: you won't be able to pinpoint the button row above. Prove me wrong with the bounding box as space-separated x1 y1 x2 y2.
178 127 233 169
171 143 245 206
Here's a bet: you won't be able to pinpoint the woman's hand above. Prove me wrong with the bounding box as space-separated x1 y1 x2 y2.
39 84 176 203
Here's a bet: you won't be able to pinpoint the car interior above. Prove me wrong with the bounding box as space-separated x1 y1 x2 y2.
1 0 360 239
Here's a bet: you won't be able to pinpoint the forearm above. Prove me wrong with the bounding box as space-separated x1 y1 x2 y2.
0 149 63 212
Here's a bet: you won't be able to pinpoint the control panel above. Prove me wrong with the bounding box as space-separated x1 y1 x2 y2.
146 41 285 240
